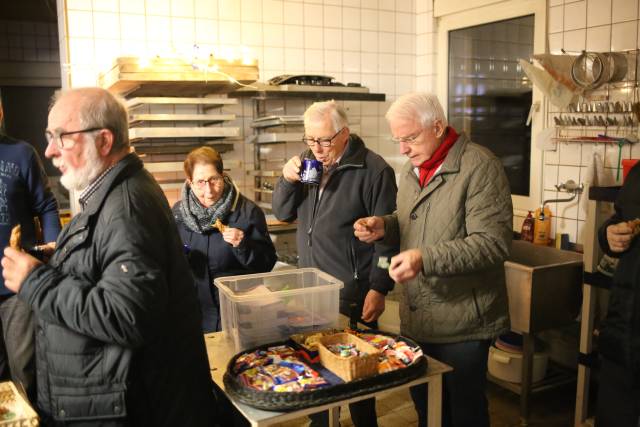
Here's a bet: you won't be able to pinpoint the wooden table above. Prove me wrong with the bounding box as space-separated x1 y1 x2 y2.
204 332 452 427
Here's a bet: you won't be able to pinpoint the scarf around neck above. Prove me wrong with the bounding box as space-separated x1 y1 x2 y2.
178 175 237 234
419 126 459 187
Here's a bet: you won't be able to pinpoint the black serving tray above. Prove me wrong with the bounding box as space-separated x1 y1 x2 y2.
223 330 427 411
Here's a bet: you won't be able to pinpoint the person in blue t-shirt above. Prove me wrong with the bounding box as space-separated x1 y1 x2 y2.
0 100 61 401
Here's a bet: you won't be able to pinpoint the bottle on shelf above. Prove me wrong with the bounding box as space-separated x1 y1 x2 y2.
520 211 535 242
533 205 552 246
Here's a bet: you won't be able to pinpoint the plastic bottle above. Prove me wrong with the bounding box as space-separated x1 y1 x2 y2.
520 211 535 242
533 205 552 245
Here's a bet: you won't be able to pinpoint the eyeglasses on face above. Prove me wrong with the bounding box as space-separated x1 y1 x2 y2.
192 176 224 189
390 129 424 145
45 127 103 150
302 127 345 147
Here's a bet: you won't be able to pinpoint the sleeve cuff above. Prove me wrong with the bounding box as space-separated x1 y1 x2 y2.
370 282 392 295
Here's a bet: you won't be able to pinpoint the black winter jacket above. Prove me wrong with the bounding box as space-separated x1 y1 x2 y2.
598 161 640 383
19 154 216 426
272 134 398 315
173 193 277 332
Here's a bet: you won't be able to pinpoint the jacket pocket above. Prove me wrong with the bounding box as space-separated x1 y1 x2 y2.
52 389 126 421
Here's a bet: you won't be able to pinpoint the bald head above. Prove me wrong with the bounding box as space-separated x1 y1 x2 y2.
51 87 129 155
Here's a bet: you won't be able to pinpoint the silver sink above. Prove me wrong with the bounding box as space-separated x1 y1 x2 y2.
504 240 583 334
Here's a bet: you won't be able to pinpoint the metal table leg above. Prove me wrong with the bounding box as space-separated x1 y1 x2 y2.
329 406 340 427
520 333 535 426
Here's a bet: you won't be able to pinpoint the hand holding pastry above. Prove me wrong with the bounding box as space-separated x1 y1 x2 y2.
222 228 245 248
389 249 423 283
606 221 634 253
1 247 42 293
354 216 385 243
212 218 227 233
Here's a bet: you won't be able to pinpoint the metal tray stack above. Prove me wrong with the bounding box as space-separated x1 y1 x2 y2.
98 56 258 204
247 115 304 211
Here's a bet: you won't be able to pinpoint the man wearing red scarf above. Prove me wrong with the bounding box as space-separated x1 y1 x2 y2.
418 126 459 187
354 92 512 427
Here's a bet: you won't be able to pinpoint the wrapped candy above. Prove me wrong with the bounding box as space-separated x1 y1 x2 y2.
358 333 424 373
327 343 366 357
233 345 329 392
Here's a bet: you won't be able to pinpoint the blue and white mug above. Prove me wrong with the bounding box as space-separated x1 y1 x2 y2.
300 159 323 185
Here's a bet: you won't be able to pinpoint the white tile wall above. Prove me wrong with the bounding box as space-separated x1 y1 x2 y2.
564 1 587 31
58 0 421 199
542 0 640 244
415 8 436 92
57 0 640 239
612 0 639 23
587 0 612 27
0 20 59 63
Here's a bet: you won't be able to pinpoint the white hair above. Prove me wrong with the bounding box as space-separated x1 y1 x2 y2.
303 100 349 132
51 87 130 153
385 92 448 128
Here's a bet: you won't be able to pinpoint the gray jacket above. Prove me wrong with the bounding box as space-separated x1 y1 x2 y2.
20 154 216 426
382 132 512 343
272 135 398 316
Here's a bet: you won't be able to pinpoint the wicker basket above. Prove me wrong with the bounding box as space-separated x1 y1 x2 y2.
318 333 381 382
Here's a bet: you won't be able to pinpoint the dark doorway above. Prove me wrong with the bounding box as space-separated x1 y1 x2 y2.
448 15 534 196
1 86 58 176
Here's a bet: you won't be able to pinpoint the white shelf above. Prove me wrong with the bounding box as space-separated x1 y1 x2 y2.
126 97 238 109
129 127 240 140
249 132 304 144
130 113 236 124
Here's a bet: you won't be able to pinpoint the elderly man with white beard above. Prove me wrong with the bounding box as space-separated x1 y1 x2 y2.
1 87 219 426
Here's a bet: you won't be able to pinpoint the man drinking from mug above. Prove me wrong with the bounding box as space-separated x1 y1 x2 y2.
272 100 397 427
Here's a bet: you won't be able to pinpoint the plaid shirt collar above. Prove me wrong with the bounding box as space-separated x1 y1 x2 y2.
78 163 118 210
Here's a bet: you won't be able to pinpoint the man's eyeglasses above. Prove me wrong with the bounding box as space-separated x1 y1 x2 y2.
45 127 103 150
192 176 224 189
302 128 344 147
390 129 424 145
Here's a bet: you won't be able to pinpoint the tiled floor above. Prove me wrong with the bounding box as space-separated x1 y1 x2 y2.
272 379 577 427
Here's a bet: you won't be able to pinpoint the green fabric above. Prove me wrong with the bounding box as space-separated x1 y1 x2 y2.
382 132 512 343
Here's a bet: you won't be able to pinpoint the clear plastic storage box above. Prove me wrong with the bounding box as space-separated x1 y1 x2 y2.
214 268 343 352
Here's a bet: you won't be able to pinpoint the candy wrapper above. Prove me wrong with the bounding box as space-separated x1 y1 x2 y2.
326 343 368 358
358 333 424 373
234 345 329 392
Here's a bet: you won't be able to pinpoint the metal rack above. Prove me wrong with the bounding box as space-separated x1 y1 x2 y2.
550 50 639 147
98 57 258 205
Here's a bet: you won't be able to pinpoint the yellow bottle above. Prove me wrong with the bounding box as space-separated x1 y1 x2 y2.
533 205 552 245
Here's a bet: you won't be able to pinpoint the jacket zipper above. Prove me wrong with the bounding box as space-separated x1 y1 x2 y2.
306 162 363 251
307 184 319 247
471 288 482 320
350 241 359 280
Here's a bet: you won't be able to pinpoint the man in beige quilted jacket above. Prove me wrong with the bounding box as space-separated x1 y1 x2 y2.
354 92 512 427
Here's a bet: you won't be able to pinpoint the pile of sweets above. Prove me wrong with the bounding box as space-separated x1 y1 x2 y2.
303 332 325 350
235 345 329 392
359 334 424 374
326 343 368 358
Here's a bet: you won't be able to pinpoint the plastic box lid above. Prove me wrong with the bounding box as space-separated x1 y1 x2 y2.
213 268 344 301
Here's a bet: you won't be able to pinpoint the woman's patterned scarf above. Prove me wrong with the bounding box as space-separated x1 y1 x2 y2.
178 175 236 234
